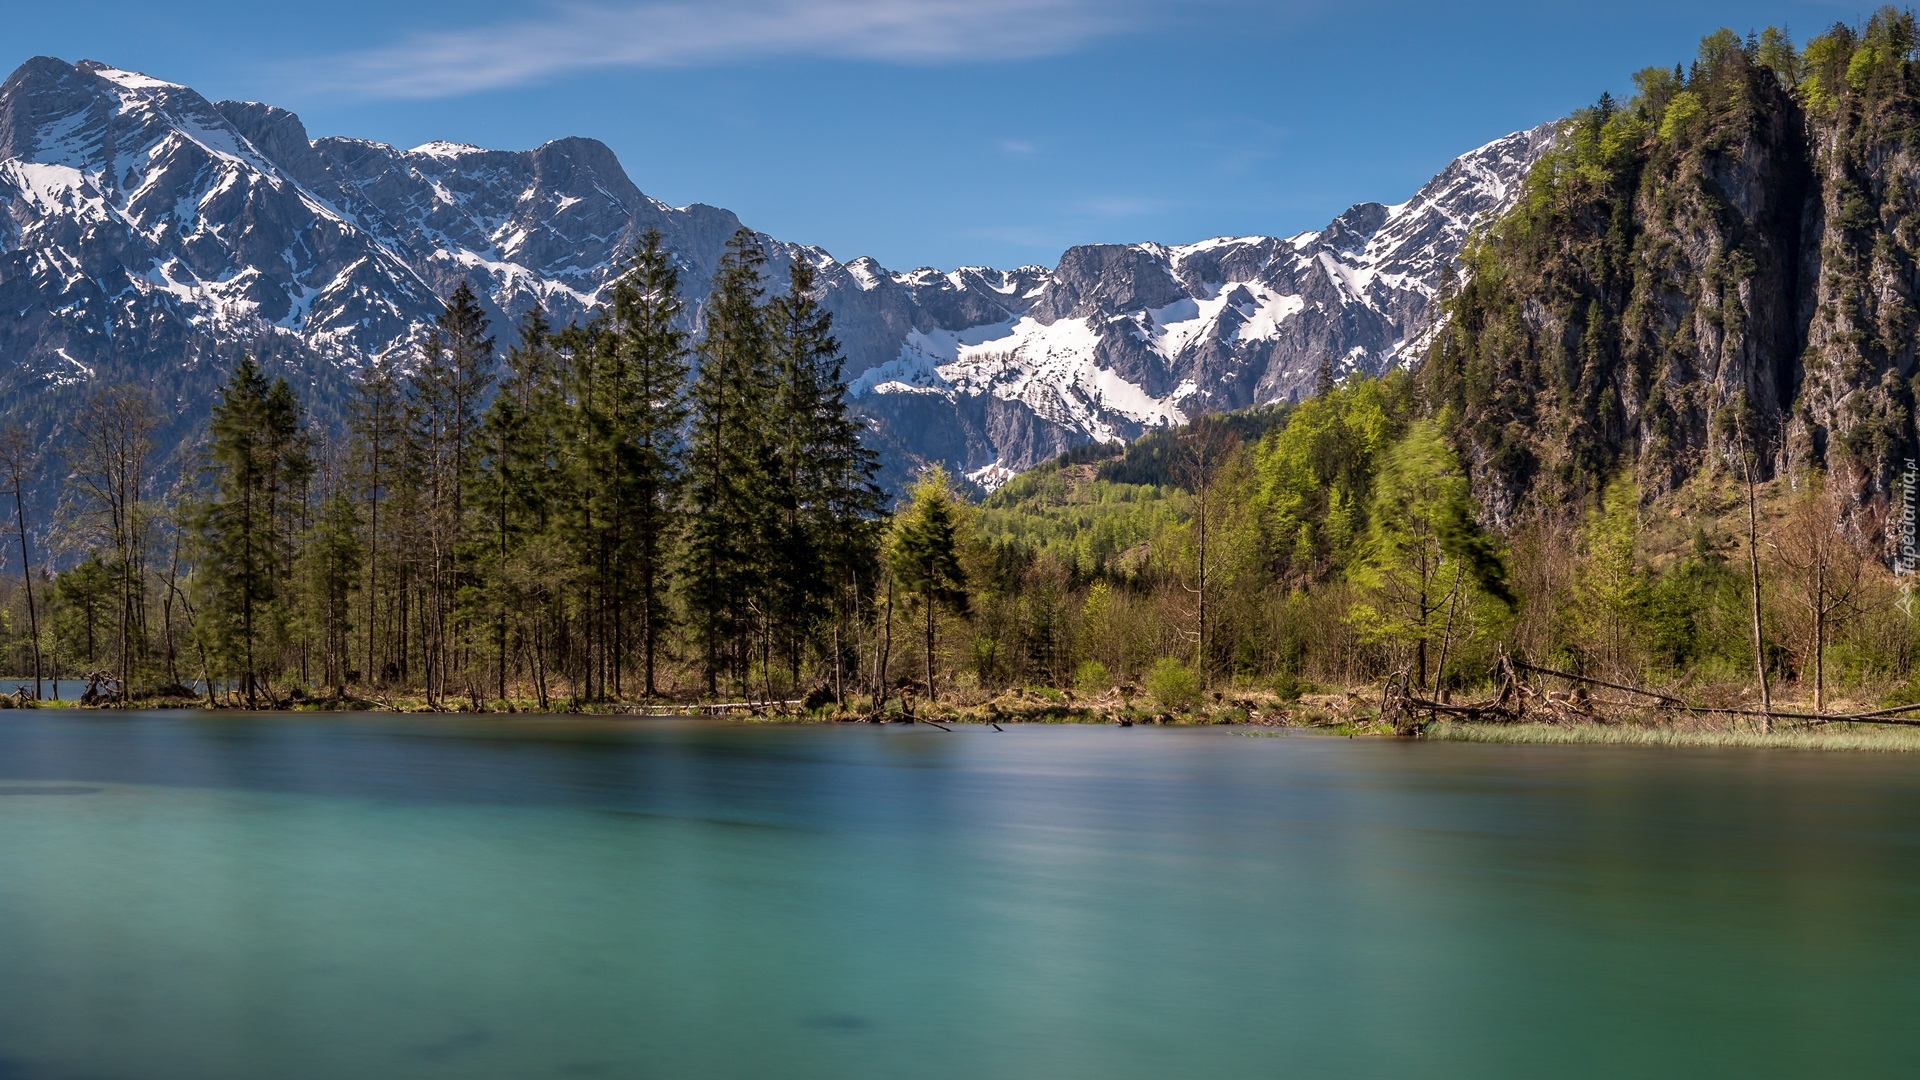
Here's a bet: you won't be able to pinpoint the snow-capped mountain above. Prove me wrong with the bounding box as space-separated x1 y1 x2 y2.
840 124 1555 486
0 57 1554 489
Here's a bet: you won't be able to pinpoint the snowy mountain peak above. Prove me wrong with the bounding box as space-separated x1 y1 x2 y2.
842 122 1558 486
410 141 489 157
0 57 1557 493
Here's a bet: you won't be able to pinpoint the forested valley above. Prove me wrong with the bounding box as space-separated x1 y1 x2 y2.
5 17 1920 727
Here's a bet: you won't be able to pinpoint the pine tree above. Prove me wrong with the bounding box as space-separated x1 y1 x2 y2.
53 553 114 675
604 230 690 698
348 354 408 687
473 305 563 702
554 319 609 701
888 465 969 702
297 463 362 697
682 229 774 695
409 282 495 703
262 378 314 685
768 257 884 695
766 259 832 686
197 356 307 704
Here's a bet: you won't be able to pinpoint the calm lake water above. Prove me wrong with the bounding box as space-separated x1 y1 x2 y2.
0 714 1915 1079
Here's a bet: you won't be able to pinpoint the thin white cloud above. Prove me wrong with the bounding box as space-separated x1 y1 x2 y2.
1081 195 1166 218
966 224 1072 253
311 0 1152 100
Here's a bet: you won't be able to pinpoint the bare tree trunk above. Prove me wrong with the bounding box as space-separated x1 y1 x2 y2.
834 601 845 707
368 456 378 689
1 431 44 700
1814 599 1826 714
875 578 894 714
1196 479 1207 688
1433 563 1465 694
924 599 936 703
1741 425 1773 731
1813 556 1828 715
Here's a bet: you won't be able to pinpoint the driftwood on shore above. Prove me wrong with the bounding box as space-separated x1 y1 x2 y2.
1382 655 1920 735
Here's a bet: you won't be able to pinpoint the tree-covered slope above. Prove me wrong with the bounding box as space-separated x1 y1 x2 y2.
1428 12 1920 521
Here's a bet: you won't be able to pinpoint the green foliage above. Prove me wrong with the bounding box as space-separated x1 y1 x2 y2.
768 256 886 685
1074 658 1111 695
1799 27 1854 113
1251 374 1409 582
1569 480 1646 674
195 355 309 701
681 229 776 693
1347 421 1511 689
976 474 1178 578
1657 90 1703 142
296 486 362 692
52 553 114 669
1094 405 1288 488
1755 27 1802 86
1145 656 1201 711
469 304 565 698
7 217 894 708
890 465 971 700
1272 669 1304 702
558 229 693 699
890 466 971 619
1632 66 1681 118
1641 550 1747 674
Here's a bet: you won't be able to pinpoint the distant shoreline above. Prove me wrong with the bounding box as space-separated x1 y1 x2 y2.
16 695 1920 753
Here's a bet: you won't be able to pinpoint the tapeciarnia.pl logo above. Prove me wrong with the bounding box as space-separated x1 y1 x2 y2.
1898 459 1916 618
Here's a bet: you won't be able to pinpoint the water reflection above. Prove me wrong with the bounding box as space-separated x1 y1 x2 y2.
0 715 1914 1078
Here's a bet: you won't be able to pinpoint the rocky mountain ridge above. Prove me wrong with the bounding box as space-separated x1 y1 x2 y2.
0 56 1554 489
1426 19 1920 523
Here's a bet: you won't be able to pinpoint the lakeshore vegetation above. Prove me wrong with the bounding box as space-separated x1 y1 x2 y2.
0 309 1907 719
3 19 1920 725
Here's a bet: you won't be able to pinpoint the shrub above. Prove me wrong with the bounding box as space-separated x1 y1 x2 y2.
1273 670 1304 701
1075 659 1111 695
1146 657 1201 711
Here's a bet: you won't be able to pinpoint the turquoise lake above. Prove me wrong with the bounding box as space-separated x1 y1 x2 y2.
0 713 1915 1078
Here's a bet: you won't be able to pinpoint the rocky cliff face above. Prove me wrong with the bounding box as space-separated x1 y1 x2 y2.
0 56 1551 489
1428 18 1920 522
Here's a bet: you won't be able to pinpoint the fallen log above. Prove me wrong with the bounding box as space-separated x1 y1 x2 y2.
1507 660 1688 708
695 699 804 713
1368 651 1920 734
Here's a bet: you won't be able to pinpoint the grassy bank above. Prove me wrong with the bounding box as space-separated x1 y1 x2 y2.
1426 719 1920 753
32 685 1920 754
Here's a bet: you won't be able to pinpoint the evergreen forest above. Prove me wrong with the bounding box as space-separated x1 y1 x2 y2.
5 17 1920 724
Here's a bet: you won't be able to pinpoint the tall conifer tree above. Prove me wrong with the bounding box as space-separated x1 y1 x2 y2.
682 229 774 695
409 282 494 702
473 305 559 701
197 356 307 704
888 466 969 703
348 354 408 686
768 258 883 690
605 230 690 698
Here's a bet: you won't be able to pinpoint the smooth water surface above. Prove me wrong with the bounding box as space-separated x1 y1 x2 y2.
0 714 1916 1078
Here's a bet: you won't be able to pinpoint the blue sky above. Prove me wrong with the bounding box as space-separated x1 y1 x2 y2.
7 0 1873 270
